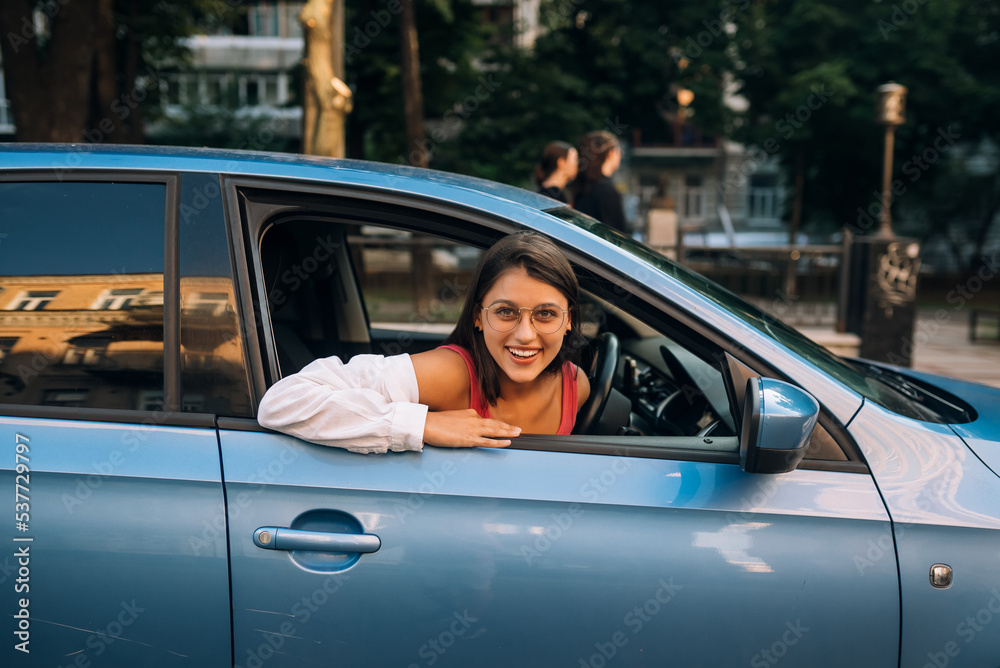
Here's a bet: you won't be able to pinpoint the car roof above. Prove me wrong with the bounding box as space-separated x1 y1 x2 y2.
0 143 562 213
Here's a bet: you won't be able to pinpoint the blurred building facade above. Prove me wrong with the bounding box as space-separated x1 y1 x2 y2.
147 0 306 146
0 51 13 138
627 135 788 250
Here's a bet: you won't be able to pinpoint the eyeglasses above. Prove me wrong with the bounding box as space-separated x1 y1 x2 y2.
481 301 569 334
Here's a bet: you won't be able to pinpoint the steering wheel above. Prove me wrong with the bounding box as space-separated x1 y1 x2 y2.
573 332 620 434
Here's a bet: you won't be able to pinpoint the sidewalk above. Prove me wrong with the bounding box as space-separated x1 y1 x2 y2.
911 309 1000 389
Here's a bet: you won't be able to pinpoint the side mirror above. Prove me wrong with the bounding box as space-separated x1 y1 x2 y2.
740 378 819 474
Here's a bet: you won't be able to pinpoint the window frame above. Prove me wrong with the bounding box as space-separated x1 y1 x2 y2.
228 177 867 472
0 170 183 419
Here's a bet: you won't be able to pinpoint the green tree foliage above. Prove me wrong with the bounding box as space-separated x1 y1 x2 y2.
94 0 240 142
729 0 1000 255
432 0 734 186
343 0 488 164
0 0 237 142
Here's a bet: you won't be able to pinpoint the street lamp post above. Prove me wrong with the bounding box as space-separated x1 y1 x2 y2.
841 81 920 366
674 88 694 146
875 83 907 238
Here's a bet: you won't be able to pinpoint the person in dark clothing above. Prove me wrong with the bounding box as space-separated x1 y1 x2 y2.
534 141 578 204
573 131 627 234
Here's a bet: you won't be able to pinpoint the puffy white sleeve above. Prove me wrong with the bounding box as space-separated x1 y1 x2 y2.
256 354 427 455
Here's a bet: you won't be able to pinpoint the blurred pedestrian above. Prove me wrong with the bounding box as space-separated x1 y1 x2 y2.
534 141 578 204
573 131 627 233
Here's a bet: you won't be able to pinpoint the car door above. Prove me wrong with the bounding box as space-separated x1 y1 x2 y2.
221 185 900 666
0 175 231 666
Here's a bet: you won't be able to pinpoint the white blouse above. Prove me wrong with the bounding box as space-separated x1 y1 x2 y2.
257 354 427 454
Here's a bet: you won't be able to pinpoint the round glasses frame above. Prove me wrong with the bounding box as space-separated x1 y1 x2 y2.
480 301 570 334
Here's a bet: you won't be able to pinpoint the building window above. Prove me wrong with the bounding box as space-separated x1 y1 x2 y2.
181 75 199 105
247 1 305 37
0 337 17 364
63 337 110 365
0 69 13 134
163 72 288 108
42 389 89 408
748 174 779 220
184 292 231 317
8 290 59 311
138 390 164 412
281 2 304 38
245 78 260 106
683 175 704 220
92 288 144 310
182 394 206 413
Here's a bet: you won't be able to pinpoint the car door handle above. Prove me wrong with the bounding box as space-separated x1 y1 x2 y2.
253 527 381 554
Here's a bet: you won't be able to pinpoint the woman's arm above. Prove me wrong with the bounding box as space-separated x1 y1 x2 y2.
411 348 521 448
257 354 427 454
257 350 520 453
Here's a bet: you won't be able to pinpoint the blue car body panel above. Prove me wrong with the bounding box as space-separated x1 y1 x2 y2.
0 416 231 666
848 402 1000 666
897 368 1000 479
221 429 898 667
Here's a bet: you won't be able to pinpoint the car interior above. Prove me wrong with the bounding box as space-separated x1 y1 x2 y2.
245 187 846 461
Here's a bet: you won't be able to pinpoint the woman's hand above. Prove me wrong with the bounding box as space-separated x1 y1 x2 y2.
423 409 521 448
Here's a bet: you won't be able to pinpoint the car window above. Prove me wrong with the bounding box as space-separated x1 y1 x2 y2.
0 181 165 411
354 226 482 355
249 199 848 462
179 173 253 416
256 216 739 440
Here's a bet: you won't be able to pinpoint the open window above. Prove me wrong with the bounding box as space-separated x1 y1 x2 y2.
247 188 850 464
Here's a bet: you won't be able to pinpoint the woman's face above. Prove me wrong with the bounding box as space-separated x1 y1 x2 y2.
474 266 570 388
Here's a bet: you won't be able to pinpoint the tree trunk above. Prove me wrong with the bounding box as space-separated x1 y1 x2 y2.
87 0 146 143
398 0 427 168
120 0 145 144
302 65 317 155
398 0 431 312
300 0 352 157
89 0 119 141
0 0 101 141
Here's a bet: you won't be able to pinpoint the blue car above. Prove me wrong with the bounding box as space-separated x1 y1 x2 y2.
1 144 998 667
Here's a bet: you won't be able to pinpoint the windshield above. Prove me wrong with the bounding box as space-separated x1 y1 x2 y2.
549 207 949 423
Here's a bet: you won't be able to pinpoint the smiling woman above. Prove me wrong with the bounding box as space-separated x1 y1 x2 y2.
257 231 591 453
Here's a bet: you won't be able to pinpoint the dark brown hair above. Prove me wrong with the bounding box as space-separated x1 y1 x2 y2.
534 141 574 184
573 131 619 197
444 231 585 406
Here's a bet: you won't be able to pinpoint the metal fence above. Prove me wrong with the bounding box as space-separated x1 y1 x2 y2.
672 244 846 328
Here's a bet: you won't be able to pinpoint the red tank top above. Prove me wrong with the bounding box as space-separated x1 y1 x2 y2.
438 344 578 435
